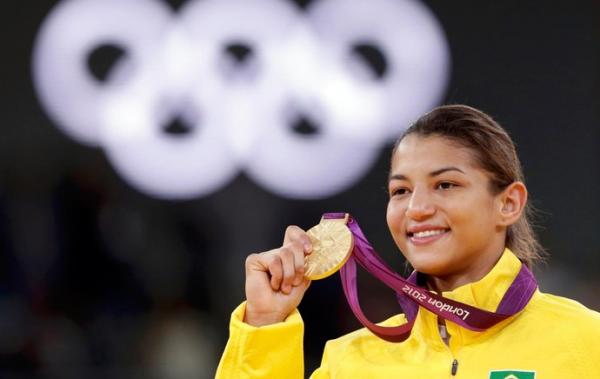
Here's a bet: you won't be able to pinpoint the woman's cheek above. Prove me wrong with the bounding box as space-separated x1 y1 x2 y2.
386 201 406 245
386 201 398 230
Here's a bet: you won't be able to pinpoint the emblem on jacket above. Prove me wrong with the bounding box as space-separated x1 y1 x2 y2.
489 370 536 379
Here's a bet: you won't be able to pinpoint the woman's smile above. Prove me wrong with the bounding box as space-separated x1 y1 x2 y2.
407 225 450 246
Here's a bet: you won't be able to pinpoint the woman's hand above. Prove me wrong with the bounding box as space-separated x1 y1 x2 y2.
244 225 312 327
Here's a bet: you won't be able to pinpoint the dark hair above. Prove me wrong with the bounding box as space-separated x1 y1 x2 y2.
393 104 544 267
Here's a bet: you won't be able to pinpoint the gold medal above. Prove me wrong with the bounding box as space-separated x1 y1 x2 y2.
304 214 354 280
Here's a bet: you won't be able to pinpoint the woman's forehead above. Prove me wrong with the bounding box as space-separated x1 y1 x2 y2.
391 134 480 171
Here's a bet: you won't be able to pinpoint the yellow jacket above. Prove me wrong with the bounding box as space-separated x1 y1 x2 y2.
216 250 600 378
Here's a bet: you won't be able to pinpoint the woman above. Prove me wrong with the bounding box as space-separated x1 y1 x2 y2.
216 105 600 378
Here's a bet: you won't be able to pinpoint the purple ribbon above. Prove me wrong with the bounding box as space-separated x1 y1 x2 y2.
323 213 537 343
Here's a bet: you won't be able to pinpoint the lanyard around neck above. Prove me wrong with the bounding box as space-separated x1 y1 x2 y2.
322 213 537 343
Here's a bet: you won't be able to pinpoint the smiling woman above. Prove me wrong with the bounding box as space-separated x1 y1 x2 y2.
386 105 540 293
216 105 600 379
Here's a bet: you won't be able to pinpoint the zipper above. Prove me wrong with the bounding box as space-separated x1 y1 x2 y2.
451 358 459 376
438 318 459 377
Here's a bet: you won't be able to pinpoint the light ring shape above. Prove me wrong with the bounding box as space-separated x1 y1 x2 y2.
32 0 173 145
32 0 451 199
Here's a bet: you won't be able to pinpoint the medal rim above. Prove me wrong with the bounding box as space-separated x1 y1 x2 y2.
304 217 354 280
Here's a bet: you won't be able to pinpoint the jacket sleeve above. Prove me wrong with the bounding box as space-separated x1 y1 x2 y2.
216 302 332 379
309 342 332 379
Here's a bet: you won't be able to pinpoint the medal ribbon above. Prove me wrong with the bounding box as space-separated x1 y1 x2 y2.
322 213 537 343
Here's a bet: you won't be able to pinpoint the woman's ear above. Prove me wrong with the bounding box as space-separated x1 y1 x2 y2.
497 181 527 226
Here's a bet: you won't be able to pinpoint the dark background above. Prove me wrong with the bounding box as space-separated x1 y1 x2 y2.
2 0 599 378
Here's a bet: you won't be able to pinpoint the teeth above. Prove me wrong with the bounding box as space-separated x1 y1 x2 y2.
413 229 446 238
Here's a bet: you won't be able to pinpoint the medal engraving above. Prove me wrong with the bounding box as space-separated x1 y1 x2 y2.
304 215 353 280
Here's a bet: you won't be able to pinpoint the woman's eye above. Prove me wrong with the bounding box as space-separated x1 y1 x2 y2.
391 187 409 196
437 182 456 190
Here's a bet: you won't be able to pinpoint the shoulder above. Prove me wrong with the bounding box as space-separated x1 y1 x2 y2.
526 290 600 337
531 290 600 321
525 291 600 374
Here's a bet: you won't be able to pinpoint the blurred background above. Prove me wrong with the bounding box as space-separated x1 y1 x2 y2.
2 0 600 378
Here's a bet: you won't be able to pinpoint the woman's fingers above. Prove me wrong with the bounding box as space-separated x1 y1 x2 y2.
289 241 306 286
265 253 283 291
284 225 313 254
279 247 296 293
247 241 308 293
245 225 314 296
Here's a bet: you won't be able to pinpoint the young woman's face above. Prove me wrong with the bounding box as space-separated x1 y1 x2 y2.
386 135 507 281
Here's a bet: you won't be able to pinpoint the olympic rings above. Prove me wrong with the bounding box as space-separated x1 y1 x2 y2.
32 0 450 199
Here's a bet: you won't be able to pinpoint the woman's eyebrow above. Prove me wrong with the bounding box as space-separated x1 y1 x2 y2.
388 167 465 183
430 166 465 177
388 173 407 182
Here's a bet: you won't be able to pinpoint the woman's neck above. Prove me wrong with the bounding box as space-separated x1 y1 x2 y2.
425 250 504 293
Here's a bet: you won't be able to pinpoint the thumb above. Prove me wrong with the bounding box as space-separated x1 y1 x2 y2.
289 278 311 297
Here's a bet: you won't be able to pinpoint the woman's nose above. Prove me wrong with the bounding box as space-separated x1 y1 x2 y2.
405 189 435 220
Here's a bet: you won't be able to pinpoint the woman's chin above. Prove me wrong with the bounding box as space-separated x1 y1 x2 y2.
406 255 449 277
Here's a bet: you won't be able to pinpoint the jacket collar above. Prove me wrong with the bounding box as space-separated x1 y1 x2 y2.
410 248 525 350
